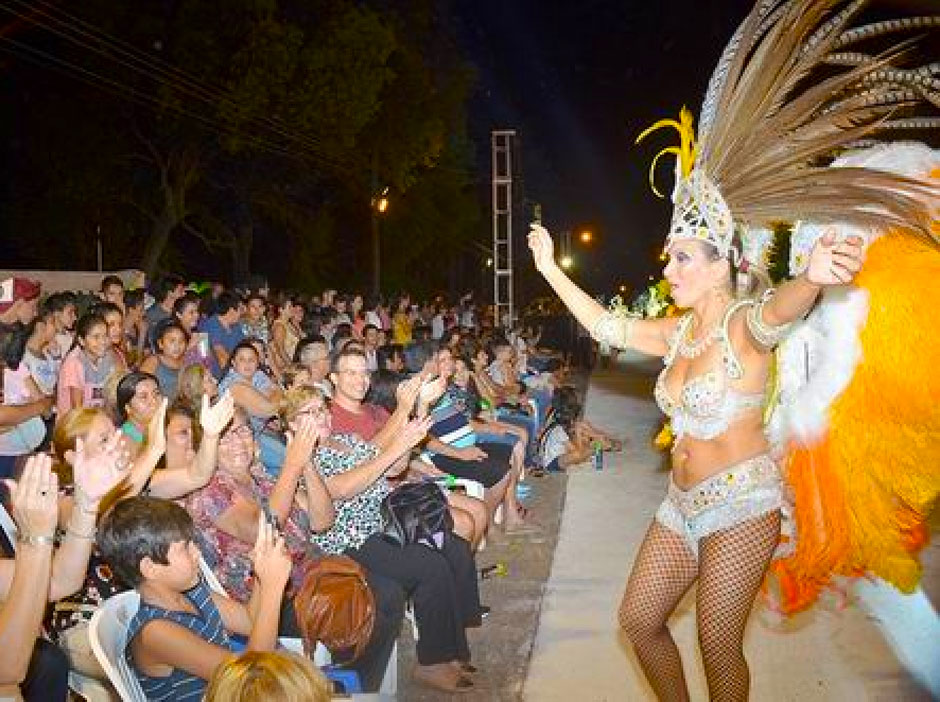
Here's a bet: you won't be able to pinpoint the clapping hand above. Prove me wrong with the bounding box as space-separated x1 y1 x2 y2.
396 416 432 453
145 396 169 457
527 223 556 272
73 431 130 512
200 393 235 437
283 413 319 471
395 374 422 412
251 512 291 591
806 231 865 286
418 374 447 408
3 453 59 540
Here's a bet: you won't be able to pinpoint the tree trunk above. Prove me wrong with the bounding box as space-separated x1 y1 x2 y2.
140 209 178 279
231 202 253 284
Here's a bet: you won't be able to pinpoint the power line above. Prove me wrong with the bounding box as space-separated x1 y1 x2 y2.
0 0 354 169
5 0 334 156
0 36 311 164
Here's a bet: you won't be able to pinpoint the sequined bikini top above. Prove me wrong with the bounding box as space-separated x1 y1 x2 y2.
654 300 765 441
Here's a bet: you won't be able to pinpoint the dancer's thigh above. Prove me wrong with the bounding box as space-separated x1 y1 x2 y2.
619 520 699 633
696 510 780 644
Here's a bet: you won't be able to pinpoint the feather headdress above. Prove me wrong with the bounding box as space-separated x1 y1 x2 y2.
639 0 940 265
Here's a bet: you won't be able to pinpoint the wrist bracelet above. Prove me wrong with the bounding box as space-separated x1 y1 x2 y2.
67 524 97 540
19 534 55 548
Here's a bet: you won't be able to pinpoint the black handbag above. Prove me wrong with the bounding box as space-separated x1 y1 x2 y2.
381 481 454 549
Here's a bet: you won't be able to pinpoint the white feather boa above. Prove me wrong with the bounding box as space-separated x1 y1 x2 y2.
766 285 869 451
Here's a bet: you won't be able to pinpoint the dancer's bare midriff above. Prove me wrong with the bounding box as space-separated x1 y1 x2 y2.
670 411 770 490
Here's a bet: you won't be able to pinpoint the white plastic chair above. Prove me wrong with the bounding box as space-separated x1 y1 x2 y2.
0 501 17 545
88 591 148 702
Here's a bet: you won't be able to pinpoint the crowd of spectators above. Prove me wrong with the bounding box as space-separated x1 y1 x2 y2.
0 273 618 700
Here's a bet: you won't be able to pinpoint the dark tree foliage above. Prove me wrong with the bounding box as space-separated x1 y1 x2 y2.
0 0 481 295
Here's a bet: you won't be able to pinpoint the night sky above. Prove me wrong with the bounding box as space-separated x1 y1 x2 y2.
453 0 939 296
454 0 755 294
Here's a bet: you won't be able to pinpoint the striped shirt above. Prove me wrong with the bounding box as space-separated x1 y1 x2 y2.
125 578 233 701
422 386 477 461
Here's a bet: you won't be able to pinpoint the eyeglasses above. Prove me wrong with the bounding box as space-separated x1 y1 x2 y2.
295 405 328 420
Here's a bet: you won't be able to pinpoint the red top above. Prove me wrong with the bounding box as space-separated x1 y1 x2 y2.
330 401 389 441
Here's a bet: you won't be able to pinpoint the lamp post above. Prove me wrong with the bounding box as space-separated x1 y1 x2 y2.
371 186 389 296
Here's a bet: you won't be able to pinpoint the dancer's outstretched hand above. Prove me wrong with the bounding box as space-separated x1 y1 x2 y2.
528 224 556 272
806 230 865 286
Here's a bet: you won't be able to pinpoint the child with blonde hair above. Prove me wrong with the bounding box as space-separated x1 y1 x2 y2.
205 651 331 702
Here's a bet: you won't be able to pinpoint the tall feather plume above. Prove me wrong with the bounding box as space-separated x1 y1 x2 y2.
691 0 940 244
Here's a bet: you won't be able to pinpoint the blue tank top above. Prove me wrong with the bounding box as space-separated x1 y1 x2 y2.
153 360 180 401
125 578 233 701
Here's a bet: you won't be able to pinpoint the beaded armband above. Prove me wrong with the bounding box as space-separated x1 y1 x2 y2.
591 312 637 350
745 289 792 348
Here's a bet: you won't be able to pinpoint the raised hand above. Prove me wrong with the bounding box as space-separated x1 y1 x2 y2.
395 373 422 411
806 231 865 286
200 393 235 437
397 416 432 452
251 512 291 591
3 453 59 540
73 431 129 509
418 374 447 408
145 396 169 457
527 223 556 272
283 413 319 470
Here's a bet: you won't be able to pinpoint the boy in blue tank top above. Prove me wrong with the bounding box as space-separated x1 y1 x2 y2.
97 497 291 701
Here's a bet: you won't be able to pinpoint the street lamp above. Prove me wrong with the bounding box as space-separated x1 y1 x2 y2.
579 230 593 244
375 187 389 214
371 186 390 295
560 255 574 269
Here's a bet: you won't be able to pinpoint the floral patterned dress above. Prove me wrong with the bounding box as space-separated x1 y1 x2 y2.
186 461 320 602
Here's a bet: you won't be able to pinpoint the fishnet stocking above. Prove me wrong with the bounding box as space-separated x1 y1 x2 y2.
619 521 698 702
697 510 781 702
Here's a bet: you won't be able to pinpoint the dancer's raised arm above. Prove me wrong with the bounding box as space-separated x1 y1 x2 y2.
527 224 675 357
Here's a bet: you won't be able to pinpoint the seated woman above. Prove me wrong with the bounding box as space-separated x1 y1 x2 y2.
115 371 164 455
173 292 210 369
45 396 233 687
467 343 539 465
90 301 128 373
139 319 189 400
0 315 56 476
0 450 124 702
121 289 148 369
422 347 530 534
279 386 482 693
218 341 284 474
56 312 119 417
183 400 402 693
366 371 488 551
269 297 303 378
178 363 219 411
453 354 529 461
539 386 622 472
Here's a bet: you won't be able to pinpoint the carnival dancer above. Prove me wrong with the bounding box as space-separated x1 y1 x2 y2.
528 2 939 700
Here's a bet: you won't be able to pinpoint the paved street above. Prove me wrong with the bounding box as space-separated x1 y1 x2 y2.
524 354 939 702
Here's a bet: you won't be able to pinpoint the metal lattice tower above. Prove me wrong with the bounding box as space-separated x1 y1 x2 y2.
492 130 516 329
